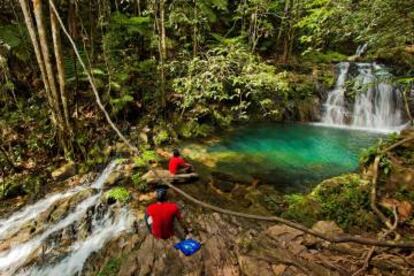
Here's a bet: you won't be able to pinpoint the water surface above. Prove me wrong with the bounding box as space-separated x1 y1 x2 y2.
204 123 382 193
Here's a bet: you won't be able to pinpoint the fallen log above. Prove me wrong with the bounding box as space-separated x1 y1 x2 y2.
142 169 199 184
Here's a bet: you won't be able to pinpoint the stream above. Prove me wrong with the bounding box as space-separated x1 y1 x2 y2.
0 122 394 275
0 161 134 276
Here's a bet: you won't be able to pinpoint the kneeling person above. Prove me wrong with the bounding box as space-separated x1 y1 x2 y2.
145 187 188 240
168 149 192 175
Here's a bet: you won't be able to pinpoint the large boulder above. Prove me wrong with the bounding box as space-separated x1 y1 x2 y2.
51 162 76 181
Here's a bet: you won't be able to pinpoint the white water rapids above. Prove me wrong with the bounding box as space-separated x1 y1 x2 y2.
0 161 133 276
320 62 407 133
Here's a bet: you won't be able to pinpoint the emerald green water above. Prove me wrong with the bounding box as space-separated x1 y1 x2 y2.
207 123 382 193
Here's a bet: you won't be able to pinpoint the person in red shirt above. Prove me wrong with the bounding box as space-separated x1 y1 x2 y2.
145 187 189 240
168 149 192 175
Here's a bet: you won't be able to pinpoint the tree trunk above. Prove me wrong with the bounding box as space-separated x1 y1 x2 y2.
33 0 69 156
159 0 167 108
192 0 198 57
50 7 71 135
402 87 414 126
18 0 57 123
279 0 291 63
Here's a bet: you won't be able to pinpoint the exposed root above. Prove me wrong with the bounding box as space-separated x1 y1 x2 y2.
352 206 399 276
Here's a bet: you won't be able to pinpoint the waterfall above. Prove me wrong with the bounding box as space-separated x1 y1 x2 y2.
321 62 350 125
0 161 133 276
320 62 406 132
355 43 368 57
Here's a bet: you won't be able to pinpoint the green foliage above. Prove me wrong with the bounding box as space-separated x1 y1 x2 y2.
298 0 414 59
282 174 381 231
131 172 148 192
80 144 110 173
313 174 378 230
153 129 170 146
282 194 321 227
171 42 290 128
0 24 31 62
133 150 159 168
177 120 214 138
97 257 121 276
302 51 348 63
105 187 131 203
0 174 43 200
359 133 400 175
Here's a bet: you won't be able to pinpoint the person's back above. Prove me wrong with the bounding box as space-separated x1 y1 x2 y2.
169 156 185 175
146 201 181 239
168 149 192 175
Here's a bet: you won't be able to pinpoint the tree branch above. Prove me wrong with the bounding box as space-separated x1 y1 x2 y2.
149 168 414 248
48 0 139 154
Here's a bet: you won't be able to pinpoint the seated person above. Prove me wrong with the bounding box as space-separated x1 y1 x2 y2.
168 149 192 175
145 187 189 240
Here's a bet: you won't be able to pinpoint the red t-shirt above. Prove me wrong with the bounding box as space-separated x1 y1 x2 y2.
146 202 181 239
169 156 186 175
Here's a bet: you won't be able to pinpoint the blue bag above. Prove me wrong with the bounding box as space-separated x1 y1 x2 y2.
174 239 201 256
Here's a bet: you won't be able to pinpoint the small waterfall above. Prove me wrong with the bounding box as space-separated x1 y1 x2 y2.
322 62 350 125
24 209 131 276
355 43 368 57
320 62 406 132
0 161 132 276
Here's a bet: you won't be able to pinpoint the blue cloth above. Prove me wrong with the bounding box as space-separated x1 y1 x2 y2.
174 239 201 256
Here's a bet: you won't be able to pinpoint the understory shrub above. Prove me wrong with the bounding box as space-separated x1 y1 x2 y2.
170 42 290 129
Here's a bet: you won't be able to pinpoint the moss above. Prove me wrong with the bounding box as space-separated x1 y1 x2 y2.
302 51 348 64
0 174 43 200
281 174 380 231
105 187 131 203
313 174 379 231
281 194 321 227
97 257 121 276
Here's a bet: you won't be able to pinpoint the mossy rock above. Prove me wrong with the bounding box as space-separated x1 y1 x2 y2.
105 187 131 204
281 194 321 227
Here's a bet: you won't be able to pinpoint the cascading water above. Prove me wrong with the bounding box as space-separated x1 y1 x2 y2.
321 62 350 125
0 161 133 276
321 62 406 132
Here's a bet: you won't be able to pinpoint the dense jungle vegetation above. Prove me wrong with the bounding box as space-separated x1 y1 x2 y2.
0 0 413 207
1 1 414 275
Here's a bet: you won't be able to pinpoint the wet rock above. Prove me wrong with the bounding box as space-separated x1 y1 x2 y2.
214 180 235 193
311 220 343 237
272 264 288 275
48 200 70 223
103 171 124 187
297 96 321 122
238 255 272 275
138 192 156 203
51 162 76 181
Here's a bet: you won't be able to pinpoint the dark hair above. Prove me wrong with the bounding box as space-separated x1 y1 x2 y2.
173 149 180 157
156 188 168 202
